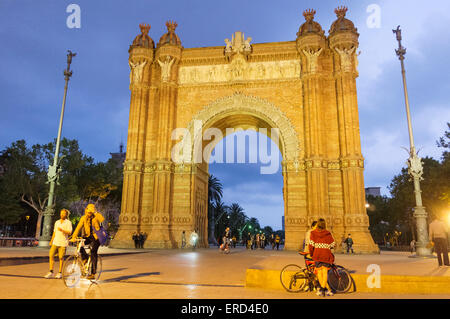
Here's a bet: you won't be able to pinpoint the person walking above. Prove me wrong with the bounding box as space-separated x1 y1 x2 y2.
261 233 266 249
275 235 281 250
70 204 105 280
344 234 354 254
44 209 73 279
246 232 252 249
410 239 416 254
181 230 186 249
271 234 275 250
308 218 336 297
429 215 449 267
190 229 199 250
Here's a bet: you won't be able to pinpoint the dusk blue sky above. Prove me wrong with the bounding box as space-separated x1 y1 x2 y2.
1 1 449 230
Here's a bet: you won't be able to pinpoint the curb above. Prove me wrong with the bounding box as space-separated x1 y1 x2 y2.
245 268 450 294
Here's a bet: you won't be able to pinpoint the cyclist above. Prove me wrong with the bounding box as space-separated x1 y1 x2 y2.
70 204 104 280
45 209 72 279
221 227 231 252
308 218 336 297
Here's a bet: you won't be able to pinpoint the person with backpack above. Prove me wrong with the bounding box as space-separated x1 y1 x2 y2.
308 218 336 297
70 204 104 280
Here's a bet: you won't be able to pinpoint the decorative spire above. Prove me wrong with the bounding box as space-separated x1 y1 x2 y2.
303 9 316 22
130 23 154 50
297 8 324 37
334 6 348 19
166 20 178 32
157 20 182 47
139 23 151 35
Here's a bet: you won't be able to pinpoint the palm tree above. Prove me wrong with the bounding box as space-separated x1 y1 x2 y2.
208 175 223 244
214 200 230 242
228 203 246 237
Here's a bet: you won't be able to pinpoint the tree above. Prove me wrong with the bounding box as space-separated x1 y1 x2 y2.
228 203 246 238
207 175 223 244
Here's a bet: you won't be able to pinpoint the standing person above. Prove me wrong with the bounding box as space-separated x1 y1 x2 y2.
309 218 336 297
275 235 281 250
303 221 317 253
190 229 199 250
261 233 266 249
246 232 252 249
44 209 73 279
410 239 416 254
181 230 186 249
132 232 138 248
70 204 104 280
232 235 237 248
345 234 354 254
137 232 143 248
271 234 275 250
429 215 449 267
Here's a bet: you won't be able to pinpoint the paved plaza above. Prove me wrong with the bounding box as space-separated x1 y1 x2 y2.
0 247 449 299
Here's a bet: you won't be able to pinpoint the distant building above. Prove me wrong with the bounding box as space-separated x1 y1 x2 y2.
110 142 126 168
365 187 381 197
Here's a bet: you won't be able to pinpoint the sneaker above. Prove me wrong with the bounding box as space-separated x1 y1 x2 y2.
55 273 62 279
86 274 96 280
44 272 53 279
325 289 334 296
316 289 324 297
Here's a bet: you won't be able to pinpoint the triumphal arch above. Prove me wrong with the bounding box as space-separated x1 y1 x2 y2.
110 7 379 253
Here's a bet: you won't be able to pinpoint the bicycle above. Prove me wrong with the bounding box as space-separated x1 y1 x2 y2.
62 238 103 288
280 251 353 294
219 238 231 254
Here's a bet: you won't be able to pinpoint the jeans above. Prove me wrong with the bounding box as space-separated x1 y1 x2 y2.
80 236 100 274
433 238 449 266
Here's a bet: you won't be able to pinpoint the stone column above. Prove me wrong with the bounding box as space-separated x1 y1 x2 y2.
110 46 154 248
297 28 330 228
144 28 183 248
329 8 378 253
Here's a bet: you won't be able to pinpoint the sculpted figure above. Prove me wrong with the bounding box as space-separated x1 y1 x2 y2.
335 46 356 72
302 48 322 74
129 60 147 84
158 56 175 82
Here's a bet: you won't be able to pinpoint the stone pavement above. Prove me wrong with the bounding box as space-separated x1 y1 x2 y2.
0 246 448 298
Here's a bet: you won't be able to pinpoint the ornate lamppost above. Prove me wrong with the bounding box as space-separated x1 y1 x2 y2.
392 26 431 256
39 50 76 247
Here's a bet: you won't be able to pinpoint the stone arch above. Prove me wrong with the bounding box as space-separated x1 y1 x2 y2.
181 92 300 164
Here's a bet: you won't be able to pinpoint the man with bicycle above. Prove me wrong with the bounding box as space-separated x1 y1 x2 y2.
70 204 104 280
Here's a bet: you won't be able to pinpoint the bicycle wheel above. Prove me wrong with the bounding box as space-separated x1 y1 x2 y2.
280 264 307 293
328 265 352 293
62 256 83 288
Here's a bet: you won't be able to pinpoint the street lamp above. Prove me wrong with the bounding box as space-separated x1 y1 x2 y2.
392 26 431 257
39 50 76 247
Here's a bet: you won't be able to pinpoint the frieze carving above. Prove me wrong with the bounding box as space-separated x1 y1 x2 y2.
178 59 301 85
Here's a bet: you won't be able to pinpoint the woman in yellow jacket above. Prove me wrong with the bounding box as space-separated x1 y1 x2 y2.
70 203 104 279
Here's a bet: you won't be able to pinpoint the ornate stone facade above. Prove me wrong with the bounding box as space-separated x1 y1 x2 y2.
110 7 379 253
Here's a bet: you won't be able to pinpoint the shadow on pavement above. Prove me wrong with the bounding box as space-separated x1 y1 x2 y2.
99 272 160 283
